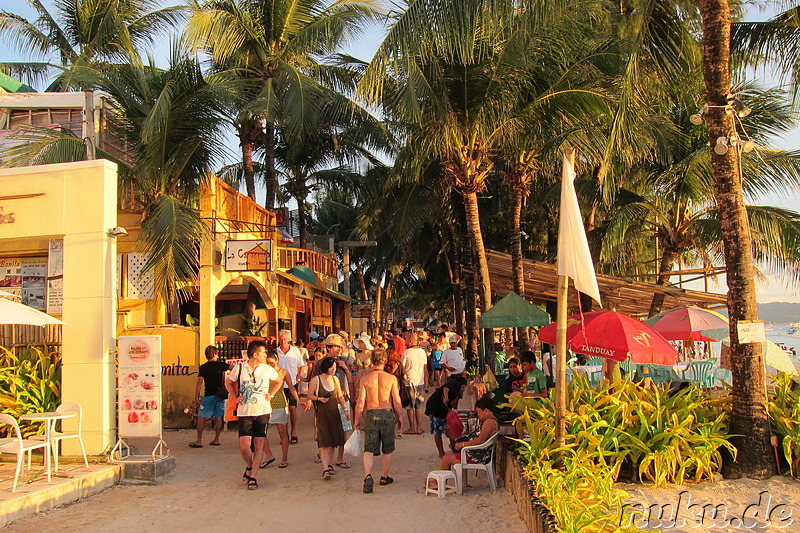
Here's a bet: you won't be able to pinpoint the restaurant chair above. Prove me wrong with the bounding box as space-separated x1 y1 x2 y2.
587 356 604 366
0 414 51 492
619 358 637 380
682 358 717 388
29 402 89 470
452 430 500 494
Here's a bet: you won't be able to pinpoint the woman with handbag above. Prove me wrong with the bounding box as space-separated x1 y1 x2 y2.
308 356 350 480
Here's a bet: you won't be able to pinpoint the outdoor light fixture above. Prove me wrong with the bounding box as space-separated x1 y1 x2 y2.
726 94 752 118
714 137 729 155
730 136 756 153
689 107 706 125
108 226 128 238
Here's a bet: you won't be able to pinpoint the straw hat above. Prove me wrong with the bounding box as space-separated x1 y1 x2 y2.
419 330 430 340
321 333 345 347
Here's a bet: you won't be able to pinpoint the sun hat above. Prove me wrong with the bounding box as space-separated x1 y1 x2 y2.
321 333 345 348
356 335 374 351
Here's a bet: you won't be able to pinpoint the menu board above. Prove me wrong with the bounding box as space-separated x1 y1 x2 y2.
0 258 48 310
118 335 162 438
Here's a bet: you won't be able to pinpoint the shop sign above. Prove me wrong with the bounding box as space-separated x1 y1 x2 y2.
351 303 372 318
225 240 273 271
0 206 15 224
737 320 766 344
295 297 306 313
118 335 162 438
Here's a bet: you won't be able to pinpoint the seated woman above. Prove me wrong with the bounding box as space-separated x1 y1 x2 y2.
440 397 499 471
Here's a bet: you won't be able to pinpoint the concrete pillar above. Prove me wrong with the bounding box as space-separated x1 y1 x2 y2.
198 235 216 351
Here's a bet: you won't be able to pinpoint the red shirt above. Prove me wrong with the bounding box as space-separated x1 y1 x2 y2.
394 335 406 355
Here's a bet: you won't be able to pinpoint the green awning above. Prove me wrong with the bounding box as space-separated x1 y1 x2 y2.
481 292 551 329
0 72 36 93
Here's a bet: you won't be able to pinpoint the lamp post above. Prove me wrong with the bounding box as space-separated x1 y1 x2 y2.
339 240 377 332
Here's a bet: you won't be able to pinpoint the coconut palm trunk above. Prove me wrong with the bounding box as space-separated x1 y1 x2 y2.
461 190 492 311
648 246 679 317
699 0 772 478
265 121 277 210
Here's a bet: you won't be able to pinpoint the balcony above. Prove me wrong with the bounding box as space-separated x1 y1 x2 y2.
277 247 337 280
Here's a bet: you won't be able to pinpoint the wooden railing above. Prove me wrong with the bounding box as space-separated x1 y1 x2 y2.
277 247 337 280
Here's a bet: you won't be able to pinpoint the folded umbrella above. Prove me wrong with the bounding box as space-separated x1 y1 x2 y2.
539 310 678 365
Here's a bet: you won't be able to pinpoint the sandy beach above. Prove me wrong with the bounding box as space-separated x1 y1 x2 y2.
618 476 800 531
5 409 526 533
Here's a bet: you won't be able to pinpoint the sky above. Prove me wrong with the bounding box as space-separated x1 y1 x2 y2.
1 0 799 302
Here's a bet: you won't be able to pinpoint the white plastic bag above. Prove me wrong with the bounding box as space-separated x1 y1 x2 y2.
344 429 363 457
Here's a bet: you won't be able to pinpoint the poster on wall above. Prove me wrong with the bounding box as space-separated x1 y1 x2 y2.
21 258 47 310
118 335 162 438
0 258 22 299
47 240 64 314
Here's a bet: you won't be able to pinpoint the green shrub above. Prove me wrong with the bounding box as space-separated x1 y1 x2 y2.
0 344 62 437
768 372 800 475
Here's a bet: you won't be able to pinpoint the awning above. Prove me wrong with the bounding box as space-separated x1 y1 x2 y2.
481 292 550 328
277 266 353 302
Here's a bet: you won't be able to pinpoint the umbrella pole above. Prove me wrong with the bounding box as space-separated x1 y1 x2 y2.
555 274 569 451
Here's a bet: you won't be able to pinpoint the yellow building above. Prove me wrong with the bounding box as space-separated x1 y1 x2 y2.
0 90 350 447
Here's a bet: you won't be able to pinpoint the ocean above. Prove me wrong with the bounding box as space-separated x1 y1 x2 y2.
707 324 800 370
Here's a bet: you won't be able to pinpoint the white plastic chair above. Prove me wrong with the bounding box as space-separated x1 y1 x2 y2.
0 414 51 492
452 430 500 494
30 403 89 470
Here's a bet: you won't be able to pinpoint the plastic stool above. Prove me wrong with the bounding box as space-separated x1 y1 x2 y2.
425 469 459 497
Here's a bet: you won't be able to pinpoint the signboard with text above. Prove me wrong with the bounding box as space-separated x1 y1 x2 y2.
118 335 162 438
47 240 64 314
224 240 273 272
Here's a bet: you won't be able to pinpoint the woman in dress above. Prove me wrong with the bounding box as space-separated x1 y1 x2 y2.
308 356 350 480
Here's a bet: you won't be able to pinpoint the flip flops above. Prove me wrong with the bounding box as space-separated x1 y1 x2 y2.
209 442 221 446
188 443 202 448
260 458 275 469
289 436 299 444
335 462 350 469
279 462 289 468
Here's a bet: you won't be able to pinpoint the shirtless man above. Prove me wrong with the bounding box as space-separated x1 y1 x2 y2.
354 348 403 493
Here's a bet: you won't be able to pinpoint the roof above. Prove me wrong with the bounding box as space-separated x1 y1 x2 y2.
0 72 36 93
481 292 551 328
486 250 727 317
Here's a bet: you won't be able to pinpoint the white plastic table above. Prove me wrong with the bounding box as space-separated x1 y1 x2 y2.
20 411 76 474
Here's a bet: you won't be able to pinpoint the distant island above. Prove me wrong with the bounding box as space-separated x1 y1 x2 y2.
756 302 800 324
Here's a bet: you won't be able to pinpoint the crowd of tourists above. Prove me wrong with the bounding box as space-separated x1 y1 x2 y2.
190 326 550 492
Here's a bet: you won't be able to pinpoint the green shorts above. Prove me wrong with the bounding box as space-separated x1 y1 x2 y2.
363 409 396 456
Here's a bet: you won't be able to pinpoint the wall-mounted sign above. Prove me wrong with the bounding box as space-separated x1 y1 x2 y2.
0 206 15 224
351 303 372 318
225 240 273 272
295 297 306 313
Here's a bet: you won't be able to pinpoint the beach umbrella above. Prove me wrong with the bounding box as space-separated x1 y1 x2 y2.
539 310 679 365
0 296 66 326
721 338 798 376
645 305 728 342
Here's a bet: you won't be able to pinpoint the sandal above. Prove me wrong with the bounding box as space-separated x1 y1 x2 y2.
363 474 374 493
322 467 333 480
379 476 394 486
247 477 258 490
260 458 275 469
289 436 299 444
278 462 289 468
335 462 350 469
242 467 252 482
314 454 322 464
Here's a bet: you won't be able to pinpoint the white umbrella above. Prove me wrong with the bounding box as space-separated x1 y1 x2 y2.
0 297 66 326
0 289 21 300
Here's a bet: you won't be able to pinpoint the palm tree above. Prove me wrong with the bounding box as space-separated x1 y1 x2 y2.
186 0 383 208
699 0 773 478
0 0 184 90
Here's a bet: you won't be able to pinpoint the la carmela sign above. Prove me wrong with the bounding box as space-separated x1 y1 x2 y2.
225 240 273 271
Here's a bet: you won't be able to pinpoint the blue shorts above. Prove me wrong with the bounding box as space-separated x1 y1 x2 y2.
198 395 225 418
430 415 447 436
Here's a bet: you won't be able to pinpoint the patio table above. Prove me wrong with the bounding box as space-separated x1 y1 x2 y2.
20 411 76 474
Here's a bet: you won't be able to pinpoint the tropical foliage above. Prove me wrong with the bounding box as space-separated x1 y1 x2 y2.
768 372 800 476
0 345 61 438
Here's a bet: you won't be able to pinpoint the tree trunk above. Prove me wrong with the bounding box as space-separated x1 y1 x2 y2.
239 129 257 201
264 121 277 210
356 260 369 302
461 191 492 311
699 0 772 478
463 252 479 361
648 246 679 317
452 248 464 336
374 271 383 332
298 194 307 249
509 180 525 297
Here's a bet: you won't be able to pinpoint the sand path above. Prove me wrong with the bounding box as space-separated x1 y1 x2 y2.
6 408 526 532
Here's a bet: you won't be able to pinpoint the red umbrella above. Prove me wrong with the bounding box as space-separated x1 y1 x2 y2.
539 310 679 365
644 306 729 342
